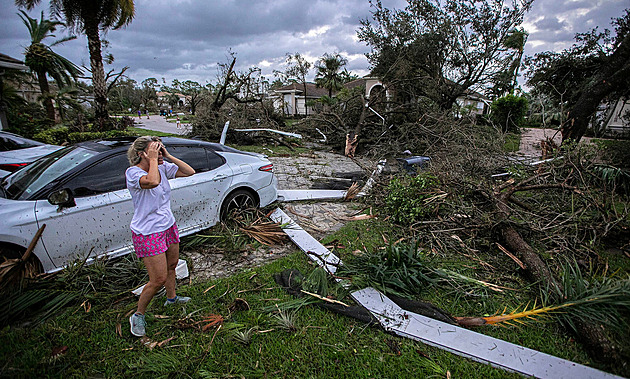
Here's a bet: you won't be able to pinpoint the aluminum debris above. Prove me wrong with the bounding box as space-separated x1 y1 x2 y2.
277 189 349 202
351 287 621 379
269 208 341 275
233 128 302 139
359 159 387 196
273 207 620 379
219 121 230 145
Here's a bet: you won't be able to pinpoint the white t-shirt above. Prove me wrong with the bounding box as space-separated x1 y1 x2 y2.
126 161 179 235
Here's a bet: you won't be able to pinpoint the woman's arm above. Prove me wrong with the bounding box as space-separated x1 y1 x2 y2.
162 147 196 177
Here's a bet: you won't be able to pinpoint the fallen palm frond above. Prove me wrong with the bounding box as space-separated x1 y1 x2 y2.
1 254 148 327
338 241 499 297
239 221 287 246
344 182 361 200
456 261 630 330
0 224 46 290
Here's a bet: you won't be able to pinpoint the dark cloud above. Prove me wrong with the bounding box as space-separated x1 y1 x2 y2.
534 16 567 31
1 0 626 85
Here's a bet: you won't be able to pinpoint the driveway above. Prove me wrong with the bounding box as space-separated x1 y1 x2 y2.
133 115 191 135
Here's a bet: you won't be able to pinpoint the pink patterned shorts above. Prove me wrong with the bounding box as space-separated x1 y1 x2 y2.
132 223 180 258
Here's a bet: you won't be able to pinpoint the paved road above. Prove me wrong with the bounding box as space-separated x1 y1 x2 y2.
132 115 192 136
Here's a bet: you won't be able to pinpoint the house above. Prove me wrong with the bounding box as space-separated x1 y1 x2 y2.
455 89 490 116
156 91 190 109
601 97 630 137
269 75 488 116
0 53 29 130
271 82 328 116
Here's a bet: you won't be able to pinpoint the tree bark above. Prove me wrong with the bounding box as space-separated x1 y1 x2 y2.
492 185 620 363
36 70 55 122
84 18 109 131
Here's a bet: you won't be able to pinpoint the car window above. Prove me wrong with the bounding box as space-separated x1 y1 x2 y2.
0 134 43 151
1 146 98 200
207 150 225 170
166 145 214 173
63 153 129 197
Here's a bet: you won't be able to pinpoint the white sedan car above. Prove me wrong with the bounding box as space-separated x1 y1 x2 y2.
0 131 63 177
0 136 277 273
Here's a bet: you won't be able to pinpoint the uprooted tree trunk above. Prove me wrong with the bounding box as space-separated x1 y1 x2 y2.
345 95 369 158
491 176 621 362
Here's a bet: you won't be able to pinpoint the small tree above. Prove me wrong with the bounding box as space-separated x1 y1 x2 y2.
275 53 311 116
491 94 528 133
314 53 348 97
19 10 81 122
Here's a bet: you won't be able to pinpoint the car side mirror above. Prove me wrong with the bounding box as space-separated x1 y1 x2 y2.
48 188 76 207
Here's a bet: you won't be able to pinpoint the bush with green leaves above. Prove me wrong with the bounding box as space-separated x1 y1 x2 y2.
491 94 528 133
33 127 134 145
384 173 440 225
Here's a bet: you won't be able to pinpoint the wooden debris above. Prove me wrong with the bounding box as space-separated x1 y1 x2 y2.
344 182 361 201
0 224 46 289
496 243 526 269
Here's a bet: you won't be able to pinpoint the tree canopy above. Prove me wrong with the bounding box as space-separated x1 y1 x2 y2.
16 0 136 130
19 10 81 122
358 0 532 111
315 53 348 97
525 9 630 143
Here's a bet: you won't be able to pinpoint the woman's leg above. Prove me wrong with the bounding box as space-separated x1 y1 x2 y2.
137 253 168 314
164 243 180 299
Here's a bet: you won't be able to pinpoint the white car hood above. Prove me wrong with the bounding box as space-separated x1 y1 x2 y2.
0 145 63 163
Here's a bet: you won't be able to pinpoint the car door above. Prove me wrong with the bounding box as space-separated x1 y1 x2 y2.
166 146 232 234
35 153 133 268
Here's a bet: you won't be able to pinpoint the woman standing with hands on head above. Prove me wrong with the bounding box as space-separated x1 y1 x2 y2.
126 136 196 337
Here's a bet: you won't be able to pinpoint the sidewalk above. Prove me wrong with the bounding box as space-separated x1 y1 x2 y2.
132 115 191 136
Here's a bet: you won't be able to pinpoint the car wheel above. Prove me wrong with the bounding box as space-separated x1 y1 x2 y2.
0 245 43 284
220 189 258 220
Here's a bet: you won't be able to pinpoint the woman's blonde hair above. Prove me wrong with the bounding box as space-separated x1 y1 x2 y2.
127 136 162 165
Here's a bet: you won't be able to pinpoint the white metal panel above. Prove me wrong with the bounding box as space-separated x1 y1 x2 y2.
269 208 340 274
352 287 621 379
276 189 347 202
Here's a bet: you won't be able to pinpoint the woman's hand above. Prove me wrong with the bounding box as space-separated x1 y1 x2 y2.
141 141 161 161
160 144 172 159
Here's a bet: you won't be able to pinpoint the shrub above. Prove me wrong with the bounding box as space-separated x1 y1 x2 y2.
384 173 440 225
33 127 134 145
491 95 528 133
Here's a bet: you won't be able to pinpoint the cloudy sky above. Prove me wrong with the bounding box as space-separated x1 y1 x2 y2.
0 0 627 87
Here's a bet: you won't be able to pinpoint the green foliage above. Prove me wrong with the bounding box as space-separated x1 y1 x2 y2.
544 260 630 335
358 0 532 110
385 173 440 224
491 95 528 133
594 139 630 169
5 102 52 137
32 127 135 145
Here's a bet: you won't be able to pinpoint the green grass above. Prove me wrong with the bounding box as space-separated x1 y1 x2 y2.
0 218 625 377
503 132 521 153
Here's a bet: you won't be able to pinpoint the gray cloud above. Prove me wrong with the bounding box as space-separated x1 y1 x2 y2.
0 0 626 86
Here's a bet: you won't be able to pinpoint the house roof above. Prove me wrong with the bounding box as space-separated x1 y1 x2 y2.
0 53 28 71
274 82 329 98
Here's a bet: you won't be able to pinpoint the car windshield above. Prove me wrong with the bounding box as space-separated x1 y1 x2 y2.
0 134 44 151
1 146 98 200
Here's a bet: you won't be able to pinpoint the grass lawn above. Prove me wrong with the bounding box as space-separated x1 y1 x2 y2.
2 215 622 378
503 132 521 153
126 127 178 138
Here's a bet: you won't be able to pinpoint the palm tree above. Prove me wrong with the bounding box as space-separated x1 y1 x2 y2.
19 10 81 122
16 0 135 130
315 53 348 98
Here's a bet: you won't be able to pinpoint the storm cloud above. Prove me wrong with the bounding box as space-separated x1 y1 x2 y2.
0 0 627 85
